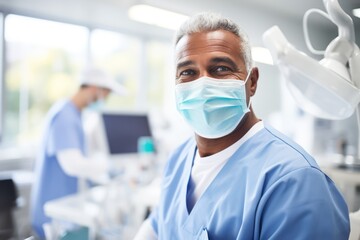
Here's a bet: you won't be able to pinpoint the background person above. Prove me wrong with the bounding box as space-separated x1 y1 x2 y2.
134 12 350 240
30 67 126 239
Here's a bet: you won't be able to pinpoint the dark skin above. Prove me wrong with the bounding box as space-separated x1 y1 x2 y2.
175 30 260 157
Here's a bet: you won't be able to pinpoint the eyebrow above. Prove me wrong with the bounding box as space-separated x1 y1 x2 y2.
210 57 239 70
176 56 240 71
176 60 194 70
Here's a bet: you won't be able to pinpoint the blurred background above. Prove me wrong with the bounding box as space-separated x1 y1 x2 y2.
0 0 359 238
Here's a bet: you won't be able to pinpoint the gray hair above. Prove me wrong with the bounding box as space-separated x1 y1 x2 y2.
175 12 253 71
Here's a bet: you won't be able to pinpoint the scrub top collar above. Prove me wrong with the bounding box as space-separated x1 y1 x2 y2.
181 121 265 232
195 121 264 164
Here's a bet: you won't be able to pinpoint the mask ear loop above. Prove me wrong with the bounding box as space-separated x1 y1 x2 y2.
247 95 253 109
245 68 253 108
244 68 253 84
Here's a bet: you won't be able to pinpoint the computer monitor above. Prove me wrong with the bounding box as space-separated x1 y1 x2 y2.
101 112 154 155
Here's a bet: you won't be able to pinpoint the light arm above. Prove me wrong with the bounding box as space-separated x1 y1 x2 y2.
323 0 355 42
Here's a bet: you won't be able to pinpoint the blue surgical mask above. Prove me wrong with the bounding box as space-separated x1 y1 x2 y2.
175 71 251 139
87 98 105 112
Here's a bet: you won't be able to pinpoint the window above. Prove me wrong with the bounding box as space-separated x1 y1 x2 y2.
90 29 142 110
1 14 174 148
145 40 173 109
4 15 89 146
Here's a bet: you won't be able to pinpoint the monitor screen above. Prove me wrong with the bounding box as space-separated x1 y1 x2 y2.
101 112 153 154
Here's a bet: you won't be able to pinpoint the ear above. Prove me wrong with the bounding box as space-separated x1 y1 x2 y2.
248 67 259 97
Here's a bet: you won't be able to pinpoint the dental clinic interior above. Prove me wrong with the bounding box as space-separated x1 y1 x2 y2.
0 0 359 239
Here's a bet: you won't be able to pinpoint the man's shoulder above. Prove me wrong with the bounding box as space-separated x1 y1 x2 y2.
245 124 325 184
259 124 318 166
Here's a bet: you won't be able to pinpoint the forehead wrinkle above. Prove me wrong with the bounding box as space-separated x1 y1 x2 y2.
175 30 246 69
176 39 241 62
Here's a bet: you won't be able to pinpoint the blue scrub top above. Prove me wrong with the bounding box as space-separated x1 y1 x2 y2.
30 100 85 239
149 124 350 240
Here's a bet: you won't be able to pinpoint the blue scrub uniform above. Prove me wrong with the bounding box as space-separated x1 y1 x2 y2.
31 100 85 239
149 124 350 240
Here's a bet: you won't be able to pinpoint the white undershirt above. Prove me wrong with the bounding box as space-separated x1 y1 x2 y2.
187 121 264 209
133 121 264 240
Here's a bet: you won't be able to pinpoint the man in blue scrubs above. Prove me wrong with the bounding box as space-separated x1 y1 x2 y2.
134 13 350 239
30 68 125 239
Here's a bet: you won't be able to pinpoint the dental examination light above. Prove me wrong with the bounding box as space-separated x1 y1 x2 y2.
263 0 360 120
263 0 360 166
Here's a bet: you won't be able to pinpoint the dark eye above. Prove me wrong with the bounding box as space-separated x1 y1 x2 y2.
214 66 231 72
179 69 196 76
176 69 198 83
